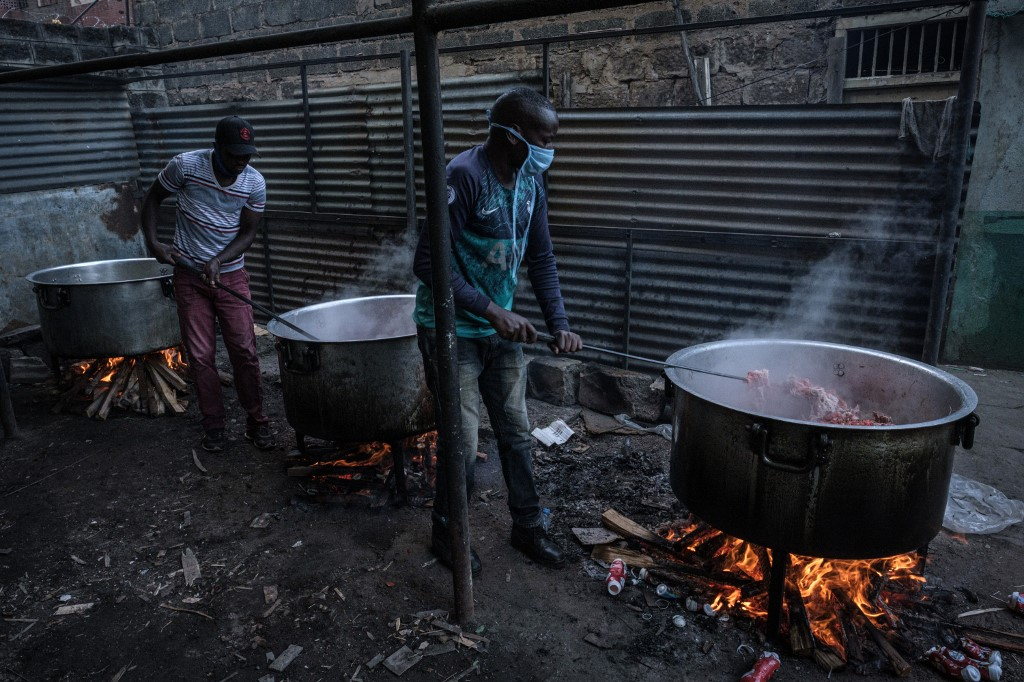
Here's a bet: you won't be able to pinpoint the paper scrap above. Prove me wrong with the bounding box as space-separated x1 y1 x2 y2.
531 419 574 447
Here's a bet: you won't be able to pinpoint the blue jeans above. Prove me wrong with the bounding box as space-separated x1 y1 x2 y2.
417 327 542 529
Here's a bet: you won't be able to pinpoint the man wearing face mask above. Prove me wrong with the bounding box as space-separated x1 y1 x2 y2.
141 116 273 454
412 88 583 575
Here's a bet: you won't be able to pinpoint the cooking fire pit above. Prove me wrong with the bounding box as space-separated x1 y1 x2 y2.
664 338 979 635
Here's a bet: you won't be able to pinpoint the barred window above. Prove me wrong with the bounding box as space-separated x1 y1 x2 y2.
845 17 967 79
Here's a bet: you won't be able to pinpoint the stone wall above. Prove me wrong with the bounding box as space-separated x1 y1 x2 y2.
126 0 902 107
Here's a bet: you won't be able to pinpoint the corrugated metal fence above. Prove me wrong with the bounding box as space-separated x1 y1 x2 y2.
89 75 957 363
530 105 956 363
0 77 139 193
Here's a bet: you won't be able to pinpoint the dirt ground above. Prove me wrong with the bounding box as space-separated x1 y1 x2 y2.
1 332 1022 682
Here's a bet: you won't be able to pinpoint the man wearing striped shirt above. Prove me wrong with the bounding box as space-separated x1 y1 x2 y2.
141 116 272 453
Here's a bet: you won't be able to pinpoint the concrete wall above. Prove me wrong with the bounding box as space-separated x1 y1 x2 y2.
0 21 153 334
945 11 1024 369
1 184 146 332
130 0 867 107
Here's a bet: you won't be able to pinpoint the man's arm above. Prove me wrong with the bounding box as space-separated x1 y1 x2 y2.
525 183 581 354
204 207 262 284
141 181 178 265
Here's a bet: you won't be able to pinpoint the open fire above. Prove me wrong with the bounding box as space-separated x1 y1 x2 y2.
659 517 923 663
287 431 437 506
52 347 189 419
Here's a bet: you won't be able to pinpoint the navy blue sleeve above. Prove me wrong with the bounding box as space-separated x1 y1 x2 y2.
524 180 570 333
412 164 491 317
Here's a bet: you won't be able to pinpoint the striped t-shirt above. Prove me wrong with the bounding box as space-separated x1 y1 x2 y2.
157 149 267 273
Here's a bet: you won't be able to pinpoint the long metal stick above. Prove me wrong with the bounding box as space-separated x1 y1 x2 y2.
174 260 319 341
537 333 747 381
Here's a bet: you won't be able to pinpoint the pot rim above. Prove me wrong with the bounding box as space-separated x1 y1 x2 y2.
666 338 979 430
268 294 417 343
26 258 171 286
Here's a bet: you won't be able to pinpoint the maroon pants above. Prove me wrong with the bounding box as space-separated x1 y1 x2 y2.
173 266 268 432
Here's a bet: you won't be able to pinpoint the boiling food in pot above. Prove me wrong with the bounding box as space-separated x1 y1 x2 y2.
746 369 894 425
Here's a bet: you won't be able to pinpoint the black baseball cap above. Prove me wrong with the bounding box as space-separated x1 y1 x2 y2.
215 116 258 156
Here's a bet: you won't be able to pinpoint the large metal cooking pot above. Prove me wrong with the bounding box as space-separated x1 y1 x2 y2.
26 258 179 359
666 339 979 559
268 295 434 444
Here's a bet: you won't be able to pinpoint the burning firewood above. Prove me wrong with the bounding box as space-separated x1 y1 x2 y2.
834 587 913 677
53 348 189 419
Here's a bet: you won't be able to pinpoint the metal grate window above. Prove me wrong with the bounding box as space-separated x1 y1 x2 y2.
845 17 967 78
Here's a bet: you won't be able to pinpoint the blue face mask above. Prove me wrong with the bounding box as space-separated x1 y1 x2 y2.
491 122 555 177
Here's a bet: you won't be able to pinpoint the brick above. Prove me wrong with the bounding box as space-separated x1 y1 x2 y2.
697 3 743 24
172 20 201 43
299 0 336 22
749 0 819 17
199 10 232 39
0 19 40 41
578 363 665 423
231 5 262 32
521 23 569 41
80 46 114 61
264 3 298 26
0 42 33 64
528 356 583 407
572 17 627 33
634 10 679 30
32 43 78 65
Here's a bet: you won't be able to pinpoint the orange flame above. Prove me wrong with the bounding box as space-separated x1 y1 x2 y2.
659 522 924 655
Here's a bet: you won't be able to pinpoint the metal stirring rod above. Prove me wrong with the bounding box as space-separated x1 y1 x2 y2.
536 332 747 382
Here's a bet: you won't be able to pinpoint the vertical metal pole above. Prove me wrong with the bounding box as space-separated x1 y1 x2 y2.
0 359 20 441
300 65 319 214
922 0 987 365
412 0 474 624
622 230 634 369
542 42 551 100
401 49 419 234
261 218 277 314
671 0 705 105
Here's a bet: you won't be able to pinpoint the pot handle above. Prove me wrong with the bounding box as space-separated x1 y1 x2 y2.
749 422 830 473
956 413 980 449
33 285 70 310
276 340 320 374
161 277 175 300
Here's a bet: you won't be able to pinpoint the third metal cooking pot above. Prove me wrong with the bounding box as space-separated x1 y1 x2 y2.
268 295 434 444
666 339 978 559
26 258 179 359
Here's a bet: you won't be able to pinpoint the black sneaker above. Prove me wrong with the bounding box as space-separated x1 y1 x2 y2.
244 424 274 450
431 522 482 577
511 524 566 567
201 429 225 453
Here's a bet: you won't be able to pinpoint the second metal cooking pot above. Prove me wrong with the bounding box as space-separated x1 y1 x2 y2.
268 295 434 444
26 258 180 359
666 339 979 559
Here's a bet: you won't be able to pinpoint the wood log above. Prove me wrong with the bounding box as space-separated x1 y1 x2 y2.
287 465 384 478
840 614 865 666
786 588 816 656
956 624 1024 654
601 508 679 553
97 358 135 420
85 386 110 418
834 588 912 677
83 359 113 397
812 646 846 673
591 544 659 569
146 362 184 414
51 370 93 414
149 356 188 392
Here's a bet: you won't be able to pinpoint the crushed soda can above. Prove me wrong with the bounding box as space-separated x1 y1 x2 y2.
702 602 719 618
739 651 780 682
606 558 626 596
925 646 986 681
672 614 686 628
1008 591 1024 616
685 596 702 612
656 584 680 600
959 637 1002 667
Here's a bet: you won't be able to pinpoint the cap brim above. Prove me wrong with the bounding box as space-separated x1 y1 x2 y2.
223 143 258 156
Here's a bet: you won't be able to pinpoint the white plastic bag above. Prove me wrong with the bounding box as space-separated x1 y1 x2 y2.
943 473 1024 534
613 414 673 441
